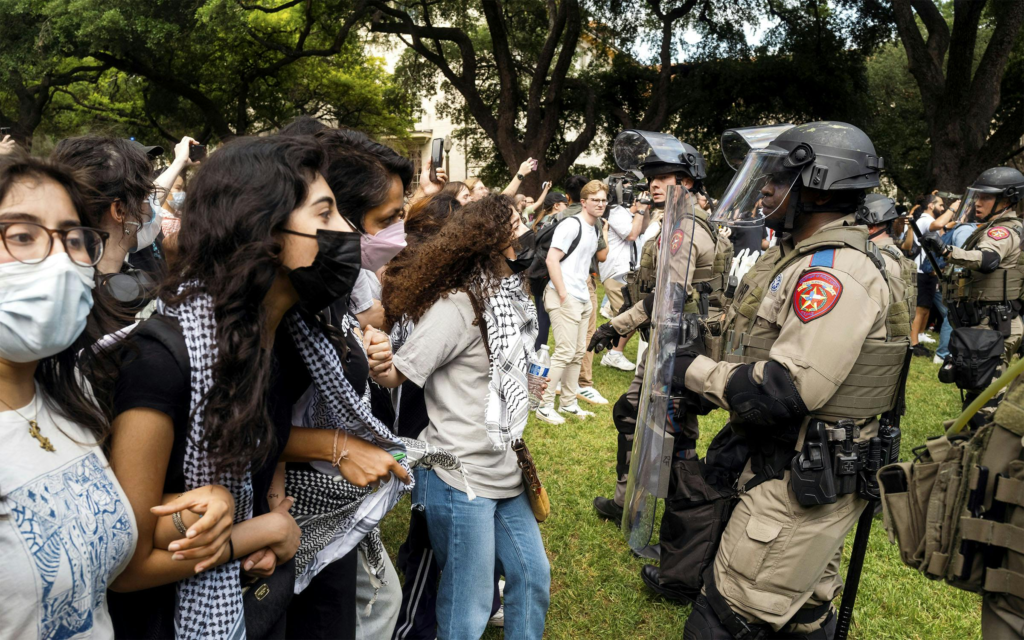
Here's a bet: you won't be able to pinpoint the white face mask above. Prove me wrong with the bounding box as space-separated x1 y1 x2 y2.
169 191 186 211
0 254 95 363
130 198 165 252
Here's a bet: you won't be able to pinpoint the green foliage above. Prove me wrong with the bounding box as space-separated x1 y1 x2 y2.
0 0 416 147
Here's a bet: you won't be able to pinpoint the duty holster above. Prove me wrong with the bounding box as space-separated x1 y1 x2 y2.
790 419 901 508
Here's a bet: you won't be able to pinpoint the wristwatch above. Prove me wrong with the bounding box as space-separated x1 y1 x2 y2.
516 173 525 181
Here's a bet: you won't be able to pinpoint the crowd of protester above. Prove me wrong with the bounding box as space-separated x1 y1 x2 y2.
0 117 988 640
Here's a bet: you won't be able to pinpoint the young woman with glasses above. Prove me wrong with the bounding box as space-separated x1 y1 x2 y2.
0 152 136 640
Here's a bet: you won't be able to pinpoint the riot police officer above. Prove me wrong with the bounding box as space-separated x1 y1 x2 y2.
588 131 730 523
858 194 918 339
922 166 1024 411
669 122 907 639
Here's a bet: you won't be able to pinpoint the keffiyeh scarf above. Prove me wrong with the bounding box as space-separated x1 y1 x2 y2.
480 274 538 450
163 290 410 639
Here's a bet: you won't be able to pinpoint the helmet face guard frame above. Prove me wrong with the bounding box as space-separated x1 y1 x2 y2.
720 124 796 170
709 147 805 227
613 130 706 181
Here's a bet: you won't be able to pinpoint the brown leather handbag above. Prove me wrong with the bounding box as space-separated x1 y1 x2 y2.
512 439 550 522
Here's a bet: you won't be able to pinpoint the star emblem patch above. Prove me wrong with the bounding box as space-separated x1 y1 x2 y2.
793 270 843 322
988 226 1010 240
670 229 685 255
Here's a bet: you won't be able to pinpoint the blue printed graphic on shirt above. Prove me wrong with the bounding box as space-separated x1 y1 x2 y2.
9 453 134 640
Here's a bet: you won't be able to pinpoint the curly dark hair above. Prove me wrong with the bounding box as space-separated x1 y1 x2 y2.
51 136 154 231
162 135 327 472
382 194 517 328
0 152 122 444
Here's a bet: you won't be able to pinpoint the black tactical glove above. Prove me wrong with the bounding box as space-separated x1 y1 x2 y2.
921 231 948 257
588 322 623 353
670 350 699 394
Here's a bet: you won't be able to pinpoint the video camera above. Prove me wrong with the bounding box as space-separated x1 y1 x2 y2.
606 172 647 208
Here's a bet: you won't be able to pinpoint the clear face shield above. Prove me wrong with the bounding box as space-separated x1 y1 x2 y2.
953 187 1004 225
710 148 804 227
613 130 687 172
720 124 796 171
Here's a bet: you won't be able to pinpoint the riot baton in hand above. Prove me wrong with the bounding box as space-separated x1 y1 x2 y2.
835 501 874 640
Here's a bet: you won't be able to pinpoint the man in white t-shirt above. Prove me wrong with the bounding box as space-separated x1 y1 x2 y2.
599 200 643 371
538 180 606 424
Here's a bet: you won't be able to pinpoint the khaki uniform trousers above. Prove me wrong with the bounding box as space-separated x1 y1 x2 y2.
711 471 865 632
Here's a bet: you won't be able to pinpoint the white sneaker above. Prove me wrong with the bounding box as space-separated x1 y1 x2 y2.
536 405 565 425
498 578 505 599
918 333 936 344
600 304 613 320
559 404 595 419
933 355 945 364
577 386 609 405
487 605 505 627
601 350 635 371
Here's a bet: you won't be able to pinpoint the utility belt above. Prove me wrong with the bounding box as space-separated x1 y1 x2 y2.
789 419 901 507
878 415 1024 600
949 300 1021 338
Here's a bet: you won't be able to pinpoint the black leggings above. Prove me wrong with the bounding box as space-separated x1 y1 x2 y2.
286 548 359 640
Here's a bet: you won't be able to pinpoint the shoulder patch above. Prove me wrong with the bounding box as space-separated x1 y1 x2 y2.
670 228 685 255
769 274 783 293
793 270 843 323
808 249 835 268
988 226 1011 241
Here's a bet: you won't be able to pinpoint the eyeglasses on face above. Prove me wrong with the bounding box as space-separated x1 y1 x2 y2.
0 221 108 267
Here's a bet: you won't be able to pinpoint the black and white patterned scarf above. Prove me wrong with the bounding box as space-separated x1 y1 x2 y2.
481 274 538 450
162 290 410 638
283 310 411 594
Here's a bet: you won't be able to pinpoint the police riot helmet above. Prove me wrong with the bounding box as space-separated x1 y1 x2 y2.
711 121 883 229
613 130 707 182
856 193 899 227
954 166 1024 224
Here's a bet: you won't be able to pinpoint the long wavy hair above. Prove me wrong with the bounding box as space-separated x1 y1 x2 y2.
382 194 516 328
162 136 327 472
0 152 121 444
403 193 460 247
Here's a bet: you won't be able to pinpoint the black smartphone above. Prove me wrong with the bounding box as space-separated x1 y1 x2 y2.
189 144 208 163
430 138 444 183
0 127 10 137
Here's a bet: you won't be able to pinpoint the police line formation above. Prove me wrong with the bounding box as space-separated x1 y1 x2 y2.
0 120 1022 640
584 122 1024 640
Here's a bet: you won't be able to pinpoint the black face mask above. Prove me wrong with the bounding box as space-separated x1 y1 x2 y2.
506 229 536 274
282 228 362 312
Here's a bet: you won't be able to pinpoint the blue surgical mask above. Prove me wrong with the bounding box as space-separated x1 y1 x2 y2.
169 191 186 210
132 196 165 252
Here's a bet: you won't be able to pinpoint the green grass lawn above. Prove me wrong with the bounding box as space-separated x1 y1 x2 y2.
381 287 983 639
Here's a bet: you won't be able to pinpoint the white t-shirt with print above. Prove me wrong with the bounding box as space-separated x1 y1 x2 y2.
600 205 637 283
0 385 138 640
546 215 598 302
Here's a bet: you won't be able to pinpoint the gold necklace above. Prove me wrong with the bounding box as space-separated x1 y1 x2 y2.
0 393 55 453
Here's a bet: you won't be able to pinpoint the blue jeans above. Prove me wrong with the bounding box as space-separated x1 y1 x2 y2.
413 468 550 640
934 288 951 359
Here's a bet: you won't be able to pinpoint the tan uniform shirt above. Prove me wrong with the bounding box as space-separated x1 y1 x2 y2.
685 215 891 416
610 195 717 335
947 210 1022 271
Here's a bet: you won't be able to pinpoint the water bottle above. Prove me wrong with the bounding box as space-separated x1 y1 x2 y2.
527 345 551 411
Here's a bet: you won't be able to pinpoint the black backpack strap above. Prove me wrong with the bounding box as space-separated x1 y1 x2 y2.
131 314 190 380
561 216 584 262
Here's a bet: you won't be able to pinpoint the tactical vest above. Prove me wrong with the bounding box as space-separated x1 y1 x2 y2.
880 378 1024 603
714 224 909 422
878 242 917 339
942 214 1024 306
624 208 732 314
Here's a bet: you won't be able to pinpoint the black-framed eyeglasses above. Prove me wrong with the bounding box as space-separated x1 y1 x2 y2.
0 221 109 267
